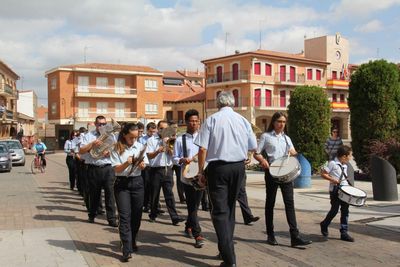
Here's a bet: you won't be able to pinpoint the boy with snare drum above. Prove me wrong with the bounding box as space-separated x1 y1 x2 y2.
320 145 354 242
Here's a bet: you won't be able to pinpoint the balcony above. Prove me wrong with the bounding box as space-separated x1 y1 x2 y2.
331 102 349 110
326 77 349 89
0 84 17 98
75 111 138 122
207 71 249 85
254 96 289 110
1 109 15 120
207 97 249 109
74 86 137 98
274 72 305 85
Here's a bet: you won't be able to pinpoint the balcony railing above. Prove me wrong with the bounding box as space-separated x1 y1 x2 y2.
207 97 249 109
74 86 137 97
326 78 349 88
331 102 349 109
254 96 289 109
274 72 305 84
75 111 137 120
0 84 16 97
207 71 248 84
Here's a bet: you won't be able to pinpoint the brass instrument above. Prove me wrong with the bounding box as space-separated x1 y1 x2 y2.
90 119 121 159
160 126 177 153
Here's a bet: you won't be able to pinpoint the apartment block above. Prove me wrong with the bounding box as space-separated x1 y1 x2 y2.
202 33 351 140
45 63 163 149
0 60 19 139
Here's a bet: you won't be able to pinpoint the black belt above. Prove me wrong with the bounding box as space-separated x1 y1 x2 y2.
116 175 141 179
88 164 111 168
151 166 172 170
209 160 244 165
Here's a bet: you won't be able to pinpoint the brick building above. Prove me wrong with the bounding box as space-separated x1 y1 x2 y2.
202 33 351 140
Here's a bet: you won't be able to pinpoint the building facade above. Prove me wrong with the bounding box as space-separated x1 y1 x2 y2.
0 60 19 140
45 63 164 149
201 33 351 140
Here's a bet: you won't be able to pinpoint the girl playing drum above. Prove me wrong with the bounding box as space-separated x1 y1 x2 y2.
320 145 355 242
253 112 312 247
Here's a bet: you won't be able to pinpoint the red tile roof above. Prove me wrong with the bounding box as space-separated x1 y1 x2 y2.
163 71 185 79
177 70 205 78
46 63 162 75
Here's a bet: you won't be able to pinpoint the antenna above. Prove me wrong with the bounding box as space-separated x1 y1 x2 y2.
376 48 380 58
259 20 262 50
84 45 90 63
225 32 229 55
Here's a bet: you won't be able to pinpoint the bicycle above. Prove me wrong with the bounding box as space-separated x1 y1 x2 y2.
31 154 45 174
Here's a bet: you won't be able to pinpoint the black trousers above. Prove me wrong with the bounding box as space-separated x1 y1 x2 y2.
183 183 203 238
149 167 179 221
142 167 151 209
265 171 299 237
38 153 46 166
201 189 210 210
172 165 185 202
87 164 116 222
80 163 90 211
237 175 254 223
207 161 245 266
114 176 144 255
66 156 76 190
74 158 82 194
321 188 349 234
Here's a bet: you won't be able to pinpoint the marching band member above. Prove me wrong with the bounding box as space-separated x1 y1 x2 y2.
170 120 186 204
110 123 148 262
79 115 117 226
253 112 311 247
320 145 354 242
195 92 257 267
64 131 78 190
173 109 205 248
146 120 184 225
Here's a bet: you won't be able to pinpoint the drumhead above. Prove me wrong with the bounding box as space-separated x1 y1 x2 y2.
183 161 199 179
269 157 300 178
341 185 366 197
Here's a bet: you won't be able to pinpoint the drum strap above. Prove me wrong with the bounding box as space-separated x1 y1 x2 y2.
263 133 290 164
337 164 353 186
182 134 188 158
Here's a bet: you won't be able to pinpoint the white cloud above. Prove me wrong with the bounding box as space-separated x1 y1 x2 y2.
330 0 400 18
354 20 383 33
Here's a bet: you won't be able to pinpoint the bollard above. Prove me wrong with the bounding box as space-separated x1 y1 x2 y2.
294 153 312 188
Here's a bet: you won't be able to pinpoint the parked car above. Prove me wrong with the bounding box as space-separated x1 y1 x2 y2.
0 144 12 172
0 140 25 166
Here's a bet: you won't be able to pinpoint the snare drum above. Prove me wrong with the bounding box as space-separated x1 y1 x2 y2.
338 185 367 207
182 161 207 191
269 156 301 183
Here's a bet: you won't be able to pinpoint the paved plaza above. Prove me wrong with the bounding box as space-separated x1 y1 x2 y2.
0 152 399 266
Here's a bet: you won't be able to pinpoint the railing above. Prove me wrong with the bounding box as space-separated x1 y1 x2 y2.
5 109 14 119
207 71 248 84
0 84 16 96
75 111 137 120
274 72 305 84
254 96 289 109
326 77 349 88
75 86 137 96
207 97 249 109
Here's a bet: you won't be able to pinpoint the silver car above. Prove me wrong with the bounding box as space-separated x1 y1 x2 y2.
0 144 12 172
0 140 26 166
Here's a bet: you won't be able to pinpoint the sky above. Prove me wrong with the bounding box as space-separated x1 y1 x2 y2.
1 0 399 106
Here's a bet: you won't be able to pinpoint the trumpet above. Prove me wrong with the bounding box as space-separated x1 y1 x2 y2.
90 119 121 159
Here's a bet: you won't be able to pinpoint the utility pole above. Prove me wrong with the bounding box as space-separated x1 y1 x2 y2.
84 46 90 63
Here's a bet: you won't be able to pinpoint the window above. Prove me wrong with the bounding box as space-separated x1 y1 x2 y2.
232 63 239 80
145 103 158 115
332 93 337 102
265 64 272 76
145 79 158 91
332 71 337 80
96 102 108 114
96 77 108 89
178 111 184 124
232 89 239 107
280 90 286 107
51 78 57 90
340 94 345 103
166 111 173 121
77 76 89 92
254 63 261 75
78 101 89 117
307 69 313 80
51 102 57 114
216 66 223 82
115 102 125 117
289 66 296 82
115 78 125 94
254 89 261 107
280 65 286 81
265 90 272 107
216 90 222 98
316 69 322 81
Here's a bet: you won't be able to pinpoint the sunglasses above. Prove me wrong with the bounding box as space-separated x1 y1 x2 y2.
96 123 106 126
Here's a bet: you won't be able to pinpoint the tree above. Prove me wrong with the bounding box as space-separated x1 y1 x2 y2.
348 60 400 172
288 86 331 172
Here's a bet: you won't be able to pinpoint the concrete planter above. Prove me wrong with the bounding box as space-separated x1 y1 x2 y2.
294 153 311 188
370 156 398 201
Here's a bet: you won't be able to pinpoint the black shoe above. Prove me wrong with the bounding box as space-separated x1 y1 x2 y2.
108 221 118 227
202 206 210 211
97 209 105 215
143 207 149 213
291 236 312 247
132 240 138 252
179 199 186 204
172 217 185 226
157 209 165 214
320 222 329 237
88 217 95 223
219 262 236 267
244 216 260 225
341 233 355 242
149 217 156 223
121 252 132 262
266 235 278 246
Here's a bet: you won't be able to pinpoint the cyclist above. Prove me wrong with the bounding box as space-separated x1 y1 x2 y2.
33 139 47 168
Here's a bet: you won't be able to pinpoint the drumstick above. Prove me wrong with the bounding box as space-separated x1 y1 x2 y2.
285 152 290 165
